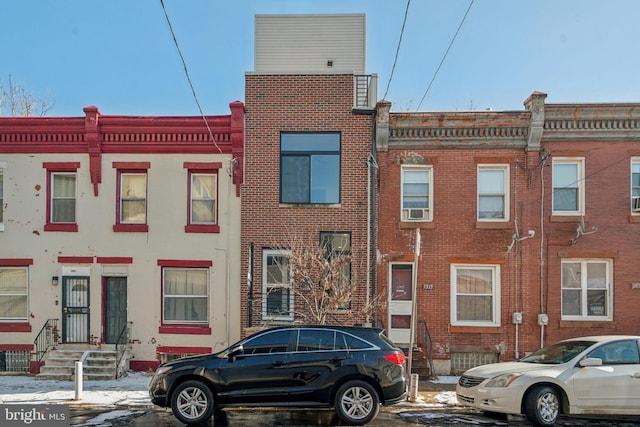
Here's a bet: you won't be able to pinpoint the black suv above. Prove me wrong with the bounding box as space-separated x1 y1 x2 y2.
149 325 408 425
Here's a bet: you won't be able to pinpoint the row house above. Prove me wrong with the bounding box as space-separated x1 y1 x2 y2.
0 102 244 373
241 14 379 334
375 92 640 374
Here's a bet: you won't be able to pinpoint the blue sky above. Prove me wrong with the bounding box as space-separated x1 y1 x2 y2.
1 0 639 116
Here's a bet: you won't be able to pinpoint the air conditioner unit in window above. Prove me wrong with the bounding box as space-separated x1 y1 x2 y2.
633 197 640 212
403 208 427 221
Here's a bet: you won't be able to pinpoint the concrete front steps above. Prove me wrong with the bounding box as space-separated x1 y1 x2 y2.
36 349 121 381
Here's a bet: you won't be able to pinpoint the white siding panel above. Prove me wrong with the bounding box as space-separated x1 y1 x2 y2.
255 14 366 73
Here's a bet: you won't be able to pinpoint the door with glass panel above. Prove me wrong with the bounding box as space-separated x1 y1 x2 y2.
388 264 413 344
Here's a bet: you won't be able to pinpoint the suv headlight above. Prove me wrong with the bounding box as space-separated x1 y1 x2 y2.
485 373 522 387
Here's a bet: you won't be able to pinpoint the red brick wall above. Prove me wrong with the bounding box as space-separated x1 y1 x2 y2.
241 74 374 335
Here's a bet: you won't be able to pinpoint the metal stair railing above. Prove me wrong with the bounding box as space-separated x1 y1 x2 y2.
33 318 60 374
114 321 132 379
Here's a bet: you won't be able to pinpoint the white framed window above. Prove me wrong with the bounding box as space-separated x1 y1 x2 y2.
0 267 28 322
162 267 209 324
477 165 509 221
552 158 585 215
451 264 501 327
51 173 77 223
120 173 147 224
262 249 293 321
631 159 640 213
190 173 216 224
561 259 612 321
0 164 4 231
401 165 432 222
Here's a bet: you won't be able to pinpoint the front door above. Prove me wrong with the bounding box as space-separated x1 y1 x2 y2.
62 277 90 343
388 264 414 344
104 277 127 344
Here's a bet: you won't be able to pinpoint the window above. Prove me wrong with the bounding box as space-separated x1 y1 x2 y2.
0 267 28 322
478 165 509 221
162 267 209 324
262 249 293 321
631 160 640 213
320 232 352 310
297 329 335 351
184 162 221 233
561 259 612 320
280 132 340 204
113 162 149 232
0 167 4 230
43 162 79 232
588 340 640 365
552 158 585 215
242 329 293 355
451 264 501 327
401 166 432 221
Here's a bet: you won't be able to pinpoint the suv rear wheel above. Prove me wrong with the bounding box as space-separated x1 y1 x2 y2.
171 380 215 425
334 380 380 425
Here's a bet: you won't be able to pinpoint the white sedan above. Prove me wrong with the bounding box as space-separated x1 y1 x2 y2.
456 335 640 426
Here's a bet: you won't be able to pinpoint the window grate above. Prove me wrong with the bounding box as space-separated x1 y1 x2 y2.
0 351 31 372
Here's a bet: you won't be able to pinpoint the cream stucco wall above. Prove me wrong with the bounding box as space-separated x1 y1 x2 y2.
0 151 241 366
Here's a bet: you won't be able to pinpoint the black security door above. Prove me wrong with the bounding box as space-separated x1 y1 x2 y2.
62 277 90 343
105 277 127 344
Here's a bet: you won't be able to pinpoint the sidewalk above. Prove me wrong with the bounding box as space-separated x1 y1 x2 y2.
0 372 459 408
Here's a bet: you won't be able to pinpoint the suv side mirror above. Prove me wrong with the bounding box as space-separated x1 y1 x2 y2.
228 344 244 362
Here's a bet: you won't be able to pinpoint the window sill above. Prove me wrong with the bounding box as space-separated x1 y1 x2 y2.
185 224 220 233
550 215 585 222
450 325 501 334
0 323 32 333
629 215 640 223
475 221 511 229
44 223 78 232
113 224 149 232
399 221 435 229
559 320 615 328
279 203 341 208
158 325 211 335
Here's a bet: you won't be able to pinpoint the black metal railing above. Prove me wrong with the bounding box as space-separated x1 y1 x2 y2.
115 321 132 379
33 319 59 374
418 320 436 379
354 74 377 108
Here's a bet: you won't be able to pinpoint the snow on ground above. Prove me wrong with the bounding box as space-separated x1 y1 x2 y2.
0 372 460 410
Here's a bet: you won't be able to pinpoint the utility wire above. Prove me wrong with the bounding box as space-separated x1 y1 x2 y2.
416 0 474 111
159 0 222 153
383 0 411 100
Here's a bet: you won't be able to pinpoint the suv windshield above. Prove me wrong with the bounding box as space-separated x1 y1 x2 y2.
520 340 595 364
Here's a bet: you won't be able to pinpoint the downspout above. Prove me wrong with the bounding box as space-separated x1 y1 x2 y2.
248 242 254 328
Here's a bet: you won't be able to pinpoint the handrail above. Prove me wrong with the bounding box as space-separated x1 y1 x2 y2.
114 321 132 379
33 319 59 374
418 320 436 379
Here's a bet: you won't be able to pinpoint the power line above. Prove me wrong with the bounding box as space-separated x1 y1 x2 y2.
416 0 474 111
159 0 221 153
383 0 411 100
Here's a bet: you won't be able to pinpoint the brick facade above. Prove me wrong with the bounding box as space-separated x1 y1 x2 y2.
241 73 375 334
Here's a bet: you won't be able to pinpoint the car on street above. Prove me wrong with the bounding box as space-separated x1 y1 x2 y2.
149 325 408 425
456 335 640 426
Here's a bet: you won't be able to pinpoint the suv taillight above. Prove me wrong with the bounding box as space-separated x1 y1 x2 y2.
384 352 406 365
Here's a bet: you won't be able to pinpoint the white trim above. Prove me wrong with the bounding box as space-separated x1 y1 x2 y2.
477 164 510 222
552 157 585 215
450 263 501 327
561 259 613 321
262 249 294 321
400 165 432 222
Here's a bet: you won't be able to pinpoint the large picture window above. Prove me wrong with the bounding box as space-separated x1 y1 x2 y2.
162 268 209 324
280 132 340 204
552 158 584 215
478 165 509 221
561 259 612 320
401 166 432 221
451 264 500 327
0 267 28 322
262 249 293 321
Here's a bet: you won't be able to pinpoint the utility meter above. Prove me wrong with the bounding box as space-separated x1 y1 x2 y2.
538 313 549 326
512 312 523 324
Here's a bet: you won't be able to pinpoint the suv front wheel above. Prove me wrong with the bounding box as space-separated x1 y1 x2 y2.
171 380 215 425
334 380 380 425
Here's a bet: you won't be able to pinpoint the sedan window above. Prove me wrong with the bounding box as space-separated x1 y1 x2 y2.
588 340 640 364
520 340 594 364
